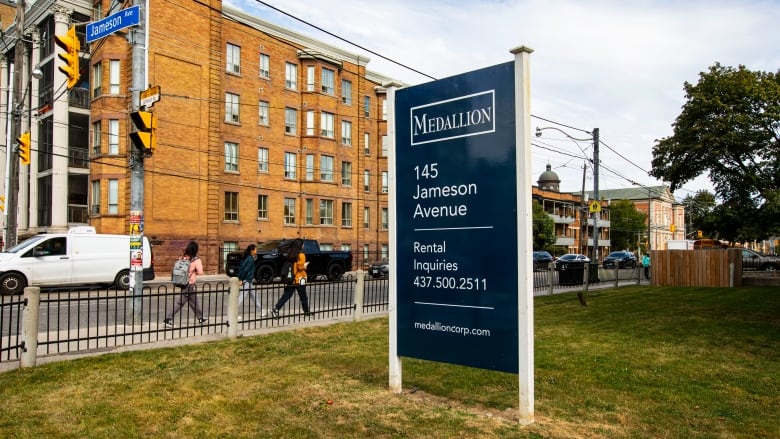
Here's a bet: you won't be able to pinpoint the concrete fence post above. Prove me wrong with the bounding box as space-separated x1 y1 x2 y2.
21 287 40 368
614 265 619 288
354 270 365 321
547 263 554 295
227 277 239 339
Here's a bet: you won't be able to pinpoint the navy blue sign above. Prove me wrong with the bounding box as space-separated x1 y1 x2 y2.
86 5 141 43
395 61 519 373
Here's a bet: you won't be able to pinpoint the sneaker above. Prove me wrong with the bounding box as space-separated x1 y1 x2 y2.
163 318 173 328
260 309 268 318
304 311 314 317
271 309 279 319
198 317 208 324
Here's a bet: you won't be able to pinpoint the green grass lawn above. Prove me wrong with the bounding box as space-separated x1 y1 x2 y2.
0 286 777 438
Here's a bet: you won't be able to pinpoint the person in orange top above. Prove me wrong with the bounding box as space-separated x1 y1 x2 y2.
271 251 312 318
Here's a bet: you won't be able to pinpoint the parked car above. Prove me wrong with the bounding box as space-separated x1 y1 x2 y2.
533 251 554 271
602 251 637 269
368 259 389 279
741 249 780 271
554 253 590 270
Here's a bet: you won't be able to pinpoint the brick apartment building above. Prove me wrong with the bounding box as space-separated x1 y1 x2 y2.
1 0 395 273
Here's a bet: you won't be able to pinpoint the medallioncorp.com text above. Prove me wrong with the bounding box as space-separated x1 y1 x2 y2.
413 321 491 337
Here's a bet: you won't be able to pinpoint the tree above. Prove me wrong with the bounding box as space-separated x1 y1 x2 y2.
682 190 716 238
650 63 780 239
608 199 647 252
532 202 556 251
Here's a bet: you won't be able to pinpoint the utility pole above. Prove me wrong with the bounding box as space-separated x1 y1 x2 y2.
7 0 27 248
591 128 600 263
129 0 146 324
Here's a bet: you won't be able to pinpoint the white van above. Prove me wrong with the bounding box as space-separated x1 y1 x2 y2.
0 227 154 295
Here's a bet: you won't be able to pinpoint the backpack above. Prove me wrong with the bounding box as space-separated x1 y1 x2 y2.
172 257 197 287
280 260 294 285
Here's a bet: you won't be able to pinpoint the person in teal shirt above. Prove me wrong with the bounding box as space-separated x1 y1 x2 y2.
642 253 651 279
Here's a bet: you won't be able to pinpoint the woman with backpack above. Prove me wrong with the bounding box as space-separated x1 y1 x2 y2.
271 249 312 318
163 240 206 327
237 244 267 319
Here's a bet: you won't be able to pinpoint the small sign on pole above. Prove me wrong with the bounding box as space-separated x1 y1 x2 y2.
140 85 161 109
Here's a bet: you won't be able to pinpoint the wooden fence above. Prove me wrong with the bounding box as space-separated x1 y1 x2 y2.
649 249 742 287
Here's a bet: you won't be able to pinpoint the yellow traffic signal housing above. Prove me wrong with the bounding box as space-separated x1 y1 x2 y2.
129 111 157 153
670 223 676 233
54 26 80 89
17 131 31 165
697 230 703 239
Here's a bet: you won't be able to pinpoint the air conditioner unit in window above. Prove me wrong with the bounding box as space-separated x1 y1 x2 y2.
231 64 240 74
285 126 294 134
322 85 329 93
231 114 239 123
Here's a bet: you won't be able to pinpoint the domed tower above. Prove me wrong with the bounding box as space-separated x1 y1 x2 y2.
538 163 561 192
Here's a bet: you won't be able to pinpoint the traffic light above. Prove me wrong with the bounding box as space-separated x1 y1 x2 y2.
54 26 80 89
697 230 703 239
16 131 31 165
670 223 676 233
129 110 157 154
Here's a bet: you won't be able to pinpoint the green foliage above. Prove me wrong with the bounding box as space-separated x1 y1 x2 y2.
608 199 647 251
650 63 780 240
682 190 716 238
532 201 556 250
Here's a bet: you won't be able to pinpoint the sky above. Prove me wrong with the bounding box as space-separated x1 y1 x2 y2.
225 0 780 201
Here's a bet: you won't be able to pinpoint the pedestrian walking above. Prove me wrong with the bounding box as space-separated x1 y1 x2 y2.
642 253 651 280
164 241 206 327
271 250 312 318
237 244 267 319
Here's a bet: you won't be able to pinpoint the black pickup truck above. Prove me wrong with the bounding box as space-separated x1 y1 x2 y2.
225 239 353 283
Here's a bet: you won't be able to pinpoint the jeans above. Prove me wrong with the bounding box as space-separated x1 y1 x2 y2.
274 284 309 313
239 281 264 312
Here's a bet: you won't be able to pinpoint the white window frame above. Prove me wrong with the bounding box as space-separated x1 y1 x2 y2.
305 199 314 225
381 135 388 157
108 119 119 155
225 192 239 221
320 112 334 138
306 110 315 136
92 120 101 155
381 208 388 229
341 161 352 186
257 194 268 219
342 202 352 227
285 107 297 134
227 43 241 74
258 101 269 125
305 154 315 181
92 62 102 98
225 142 238 172
364 133 370 155
284 152 297 179
320 199 334 225
364 169 370 192
341 79 352 105
259 53 270 79
364 207 370 229
225 92 240 123
381 171 388 193
108 179 119 214
91 180 100 215
285 62 298 89
257 147 269 173
341 120 352 146
284 197 296 224
320 155 334 182
321 68 335 95
306 65 315 92
109 60 120 94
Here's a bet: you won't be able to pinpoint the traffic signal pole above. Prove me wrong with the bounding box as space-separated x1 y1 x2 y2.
6 0 27 248
128 0 146 325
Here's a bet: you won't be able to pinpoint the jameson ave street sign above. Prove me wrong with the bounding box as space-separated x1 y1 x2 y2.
86 5 141 43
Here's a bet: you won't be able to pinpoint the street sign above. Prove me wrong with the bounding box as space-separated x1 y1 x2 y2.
86 5 141 43
140 85 161 108
589 200 601 213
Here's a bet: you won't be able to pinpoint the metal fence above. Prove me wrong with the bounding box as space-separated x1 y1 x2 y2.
1 274 388 367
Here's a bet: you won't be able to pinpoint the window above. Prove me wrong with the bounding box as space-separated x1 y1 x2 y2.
341 161 352 186
259 53 270 79
305 199 313 225
382 98 387 120
225 192 238 221
342 202 352 227
381 207 388 229
320 199 334 225
364 170 370 192
381 244 389 260
320 155 334 182
257 194 268 219
285 107 297 134
225 93 240 123
363 244 370 264
109 60 120 94
227 43 241 73
321 112 334 138
321 68 335 94
306 110 315 136
342 79 352 105
284 152 297 179
257 147 269 172
258 101 269 125
92 121 101 155
381 135 388 157
224 241 239 256
284 198 296 224
364 96 370 117
285 62 297 89
364 133 370 155
306 66 315 92
108 119 119 154
305 154 315 181
91 180 100 215
341 120 352 145
108 179 118 214
92 62 102 98
364 207 370 229
224 142 239 172
381 171 388 193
